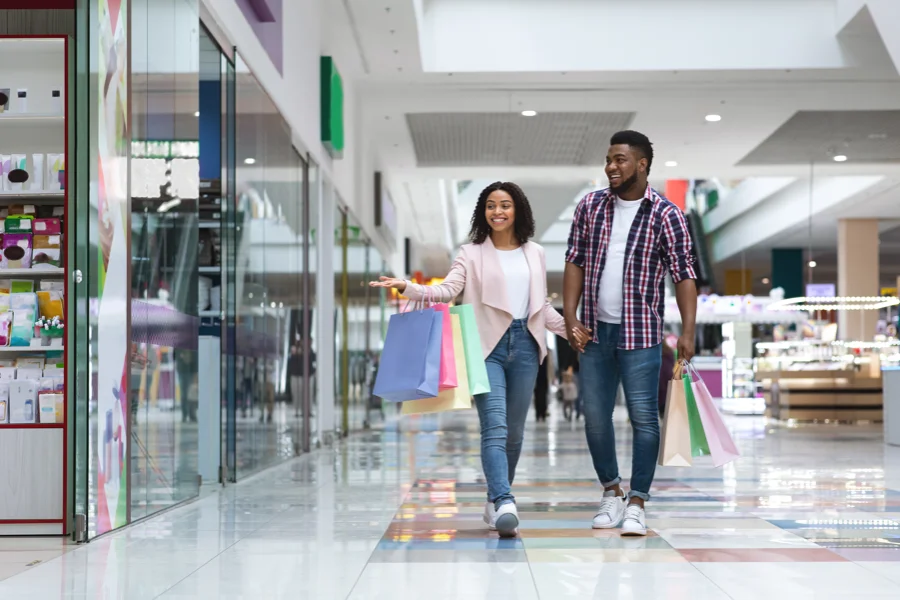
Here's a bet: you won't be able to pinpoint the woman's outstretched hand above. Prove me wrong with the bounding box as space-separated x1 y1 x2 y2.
369 276 407 292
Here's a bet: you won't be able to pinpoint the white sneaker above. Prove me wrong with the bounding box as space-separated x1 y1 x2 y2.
494 503 519 538
483 501 497 531
592 490 627 529
621 504 647 536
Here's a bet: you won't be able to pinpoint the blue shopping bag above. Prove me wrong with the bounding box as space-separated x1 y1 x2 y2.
373 307 443 402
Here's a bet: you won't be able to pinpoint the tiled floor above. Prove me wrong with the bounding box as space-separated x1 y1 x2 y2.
3 407 900 598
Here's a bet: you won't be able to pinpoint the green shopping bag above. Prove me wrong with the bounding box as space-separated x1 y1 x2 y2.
683 371 711 457
449 304 491 395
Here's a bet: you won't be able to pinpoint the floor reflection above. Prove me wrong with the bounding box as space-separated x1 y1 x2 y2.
2 407 900 598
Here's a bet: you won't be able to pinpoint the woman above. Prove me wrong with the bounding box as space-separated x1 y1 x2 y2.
371 181 566 537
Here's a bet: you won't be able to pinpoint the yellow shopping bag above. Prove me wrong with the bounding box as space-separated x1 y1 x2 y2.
402 314 472 415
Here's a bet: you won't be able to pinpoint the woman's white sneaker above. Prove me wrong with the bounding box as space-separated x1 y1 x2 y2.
494 503 519 537
621 504 647 536
592 490 627 529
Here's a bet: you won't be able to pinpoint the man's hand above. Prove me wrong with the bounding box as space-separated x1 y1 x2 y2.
676 333 695 363
565 318 592 353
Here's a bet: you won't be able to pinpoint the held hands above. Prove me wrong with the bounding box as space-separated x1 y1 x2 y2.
369 276 407 293
566 318 592 353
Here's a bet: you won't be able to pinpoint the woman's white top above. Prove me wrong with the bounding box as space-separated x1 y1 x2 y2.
496 247 532 319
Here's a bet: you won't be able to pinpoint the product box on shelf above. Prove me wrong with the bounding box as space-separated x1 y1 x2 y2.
46 154 64 192
32 235 61 269
0 381 8 423
38 392 62 424
8 379 38 424
1 234 32 269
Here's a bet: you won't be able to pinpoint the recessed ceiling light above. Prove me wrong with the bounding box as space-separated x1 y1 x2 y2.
665 160 678 167
868 133 887 140
762 277 770 284
833 154 848 162
705 114 722 122
521 110 537 117
194 111 200 117
808 260 817 268
244 158 256 165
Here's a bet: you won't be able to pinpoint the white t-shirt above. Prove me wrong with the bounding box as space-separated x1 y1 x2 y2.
496 247 531 319
597 196 642 324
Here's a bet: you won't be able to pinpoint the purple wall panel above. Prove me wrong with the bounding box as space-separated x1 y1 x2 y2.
235 0 283 74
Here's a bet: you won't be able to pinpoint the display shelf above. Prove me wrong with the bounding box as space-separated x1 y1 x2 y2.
0 114 64 123
0 347 64 353
199 310 220 318
199 266 219 274
0 424 64 429
0 192 65 204
0 267 64 277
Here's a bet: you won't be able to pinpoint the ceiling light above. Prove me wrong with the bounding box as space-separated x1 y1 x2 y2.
194 111 200 117
244 158 256 165
665 161 678 167
833 154 848 162
705 114 722 122
762 278 770 284
808 260 817 268
521 110 537 117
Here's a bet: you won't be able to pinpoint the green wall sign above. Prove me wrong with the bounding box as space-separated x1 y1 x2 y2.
320 56 344 158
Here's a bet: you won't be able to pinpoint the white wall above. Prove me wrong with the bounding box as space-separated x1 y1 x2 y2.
420 0 849 73
201 0 372 241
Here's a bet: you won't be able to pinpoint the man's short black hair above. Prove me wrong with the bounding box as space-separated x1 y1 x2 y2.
609 130 654 175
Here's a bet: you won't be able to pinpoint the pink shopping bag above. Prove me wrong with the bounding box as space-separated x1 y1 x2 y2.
685 363 740 467
427 291 458 391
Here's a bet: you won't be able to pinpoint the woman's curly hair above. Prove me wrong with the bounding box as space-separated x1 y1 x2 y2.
468 181 536 245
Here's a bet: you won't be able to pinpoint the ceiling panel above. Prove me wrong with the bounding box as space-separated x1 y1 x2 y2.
739 110 900 165
406 112 634 167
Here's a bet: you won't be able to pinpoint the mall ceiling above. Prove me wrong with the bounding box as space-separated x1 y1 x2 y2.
406 111 634 167
332 0 900 255
739 110 900 166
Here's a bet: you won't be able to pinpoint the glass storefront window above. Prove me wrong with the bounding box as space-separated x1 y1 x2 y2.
128 0 201 521
231 54 308 478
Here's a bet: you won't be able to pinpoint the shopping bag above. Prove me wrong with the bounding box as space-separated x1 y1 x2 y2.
433 302 458 391
685 363 740 467
402 314 472 415
372 305 443 402
683 371 711 457
658 361 693 467
449 304 491 395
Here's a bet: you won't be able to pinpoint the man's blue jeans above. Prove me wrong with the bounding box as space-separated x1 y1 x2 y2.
580 322 662 501
474 320 539 508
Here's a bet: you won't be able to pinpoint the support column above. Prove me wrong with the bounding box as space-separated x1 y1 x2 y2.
771 249 804 299
838 219 880 341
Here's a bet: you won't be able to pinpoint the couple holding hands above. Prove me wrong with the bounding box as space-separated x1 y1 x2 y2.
371 130 698 538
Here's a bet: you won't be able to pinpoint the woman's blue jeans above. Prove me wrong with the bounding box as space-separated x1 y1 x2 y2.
474 320 539 509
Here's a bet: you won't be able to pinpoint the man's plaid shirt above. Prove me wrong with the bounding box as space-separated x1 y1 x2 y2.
565 185 696 350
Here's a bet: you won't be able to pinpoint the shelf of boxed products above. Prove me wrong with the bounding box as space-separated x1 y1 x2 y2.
0 356 64 426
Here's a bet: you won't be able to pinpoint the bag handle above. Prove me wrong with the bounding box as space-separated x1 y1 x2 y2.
672 359 689 380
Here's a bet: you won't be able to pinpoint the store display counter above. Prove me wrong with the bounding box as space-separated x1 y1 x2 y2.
884 367 900 446
758 369 882 422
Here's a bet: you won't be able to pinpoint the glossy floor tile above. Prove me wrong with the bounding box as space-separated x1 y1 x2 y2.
2 408 900 598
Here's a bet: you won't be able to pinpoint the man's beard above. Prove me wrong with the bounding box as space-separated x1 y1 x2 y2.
609 172 639 196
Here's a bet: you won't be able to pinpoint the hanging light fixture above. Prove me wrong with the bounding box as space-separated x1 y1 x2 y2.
768 296 900 312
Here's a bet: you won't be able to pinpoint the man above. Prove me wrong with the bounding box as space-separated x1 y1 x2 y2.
563 130 697 536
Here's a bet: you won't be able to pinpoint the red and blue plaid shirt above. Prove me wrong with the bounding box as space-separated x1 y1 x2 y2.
565 185 696 350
